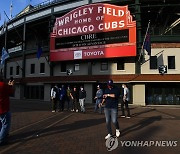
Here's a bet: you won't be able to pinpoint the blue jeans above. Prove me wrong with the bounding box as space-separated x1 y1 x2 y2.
94 99 103 113
104 108 119 135
0 112 11 143
79 98 85 112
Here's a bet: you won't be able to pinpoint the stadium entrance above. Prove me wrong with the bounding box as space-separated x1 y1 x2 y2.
146 83 180 105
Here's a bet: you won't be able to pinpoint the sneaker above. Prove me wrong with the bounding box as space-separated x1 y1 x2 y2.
121 115 125 118
76 109 79 112
116 129 121 137
52 110 55 112
126 116 131 119
105 134 111 139
71 109 74 112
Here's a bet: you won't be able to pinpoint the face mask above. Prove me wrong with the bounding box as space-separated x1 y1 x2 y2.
108 85 112 89
81 88 83 91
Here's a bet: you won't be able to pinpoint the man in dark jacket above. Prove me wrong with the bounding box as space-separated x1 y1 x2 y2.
59 85 66 111
0 76 14 145
99 80 120 139
70 86 79 112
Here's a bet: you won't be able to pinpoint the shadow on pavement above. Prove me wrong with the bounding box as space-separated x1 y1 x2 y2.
121 116 162 137
8 117 105 144
119 125 162 154
130 108 156 117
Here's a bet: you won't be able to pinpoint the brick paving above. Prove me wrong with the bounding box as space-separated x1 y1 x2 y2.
0 100 180 154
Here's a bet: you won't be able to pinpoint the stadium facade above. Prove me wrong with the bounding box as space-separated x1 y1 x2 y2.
0 0 180 105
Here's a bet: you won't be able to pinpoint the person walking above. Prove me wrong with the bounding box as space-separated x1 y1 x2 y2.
50 85 59 112
0 76 14 145
70 86 79 112
79 86 86 113
121 84 131 118
94 85 103 114
99 80 120 139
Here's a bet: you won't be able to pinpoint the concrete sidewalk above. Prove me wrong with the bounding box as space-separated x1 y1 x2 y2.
0 100 180 154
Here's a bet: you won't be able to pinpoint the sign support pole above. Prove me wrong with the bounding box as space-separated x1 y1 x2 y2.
135 0 142 74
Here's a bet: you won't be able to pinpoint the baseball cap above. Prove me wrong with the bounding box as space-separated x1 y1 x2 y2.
107 79 113 86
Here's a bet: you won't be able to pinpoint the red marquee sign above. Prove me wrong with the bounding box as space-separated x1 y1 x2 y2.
50 3 136 61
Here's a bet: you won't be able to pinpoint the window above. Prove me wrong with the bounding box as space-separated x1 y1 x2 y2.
150 56 157 69
101 62 108 71
117 61 125 70
16 66 20 75
146 84 180 105
168 56 175 69
61 63 66 72
40 63 45 74
10 67 13 75
30 64 35 74
24 85 44 100
74 64 80 71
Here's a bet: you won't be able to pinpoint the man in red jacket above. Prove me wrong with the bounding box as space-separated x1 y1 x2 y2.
0 76 14 145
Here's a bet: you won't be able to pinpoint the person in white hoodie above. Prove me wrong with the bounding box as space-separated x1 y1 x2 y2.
79 86 86 113
121 84 131 118
50 85 59 112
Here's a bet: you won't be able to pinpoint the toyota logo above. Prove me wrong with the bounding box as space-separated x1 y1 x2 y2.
75 52 81 57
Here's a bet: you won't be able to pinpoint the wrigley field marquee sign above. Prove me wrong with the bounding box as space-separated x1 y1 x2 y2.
50 3 136 61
